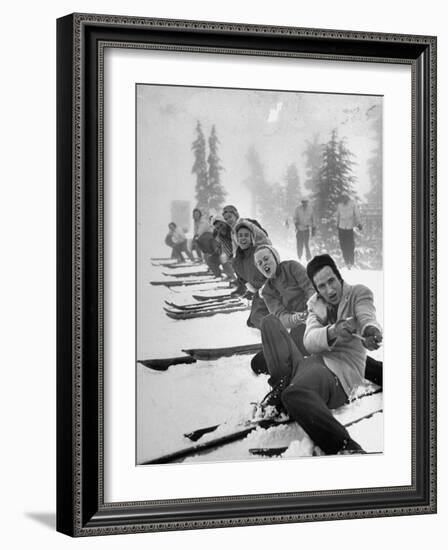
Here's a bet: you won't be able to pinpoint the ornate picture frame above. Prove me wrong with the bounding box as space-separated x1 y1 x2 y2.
56 13 436 536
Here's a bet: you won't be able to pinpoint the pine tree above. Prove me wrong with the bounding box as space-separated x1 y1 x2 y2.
243 146 267 218
191 121 209 212
207 125 226 212
314 130 357 252
303 135 323 195
365 107 382 208
284 163 302 216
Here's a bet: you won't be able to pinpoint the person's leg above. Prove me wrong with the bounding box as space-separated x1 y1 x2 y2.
347 229 355 266
172 244 183 262
260 314 304 387
296 231 304 260
252 322 308 375
180 241 195 262
204 253 222 278
281 358 353 454
303 229 312 261
339 229 350 266
220 259 236 281
191 240 203 260
246 293 270 329
365 355 383 387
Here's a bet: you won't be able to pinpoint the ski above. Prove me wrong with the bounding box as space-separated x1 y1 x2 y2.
248 407 384 456
144 396 382 464
182 342 262 361
184 387 382 441
142 415 289 465
192 292 235 301
138 356 197 371
150 278 222 287
249 447 383 457
164 304 249 320
164 302 245 314
150 257 174 262
164 298 243 311
168 284 232 294
163 261 204 269
161 270 212 278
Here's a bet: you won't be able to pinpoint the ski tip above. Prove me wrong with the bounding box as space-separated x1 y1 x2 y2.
138 356 197 371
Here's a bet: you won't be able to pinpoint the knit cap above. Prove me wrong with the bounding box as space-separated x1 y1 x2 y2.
222 204 239 218
212 214 228 226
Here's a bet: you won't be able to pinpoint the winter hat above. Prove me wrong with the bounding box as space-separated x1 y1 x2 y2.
222 204 239 218
212 214 228 226
306 254 343 290
254 244 281 267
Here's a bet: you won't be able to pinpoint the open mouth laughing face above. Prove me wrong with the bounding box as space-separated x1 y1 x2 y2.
254 248 277 279
236 227 252 250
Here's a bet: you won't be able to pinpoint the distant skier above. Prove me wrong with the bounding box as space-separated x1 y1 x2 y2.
221 204 271 255
258 253 383 455
293 198 316 262
165 222 195 262
336 195 362 269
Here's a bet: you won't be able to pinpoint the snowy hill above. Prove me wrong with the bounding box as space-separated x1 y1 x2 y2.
137 253 383 464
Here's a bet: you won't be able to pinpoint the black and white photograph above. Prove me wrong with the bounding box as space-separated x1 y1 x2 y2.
136 84 384 465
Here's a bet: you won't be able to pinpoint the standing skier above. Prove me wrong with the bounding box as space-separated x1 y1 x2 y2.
258 254 382 455
336 195 362 269
293 198 316 262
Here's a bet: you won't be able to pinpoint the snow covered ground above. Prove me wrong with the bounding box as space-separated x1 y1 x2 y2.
137 250 383 464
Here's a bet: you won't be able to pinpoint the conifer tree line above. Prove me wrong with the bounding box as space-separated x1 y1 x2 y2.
245 128 382 268
191 121 226 213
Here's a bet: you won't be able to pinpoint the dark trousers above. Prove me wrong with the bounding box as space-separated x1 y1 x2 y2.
338 228 355 267
191 239 203 260
260 314 356 454
204 253 222 278
173 241 195 262
296 229 311 261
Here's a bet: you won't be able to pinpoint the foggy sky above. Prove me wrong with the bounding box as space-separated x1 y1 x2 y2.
137 84 382 256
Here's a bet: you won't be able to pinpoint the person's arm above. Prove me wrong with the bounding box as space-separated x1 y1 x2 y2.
293 206 299 226
261 282 304 329
303 308 332 353
354 285 382 348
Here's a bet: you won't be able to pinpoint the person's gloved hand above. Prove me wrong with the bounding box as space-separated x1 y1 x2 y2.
291 311 307 325
330 318 356 342
362 326 382 350
357 224 363 231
